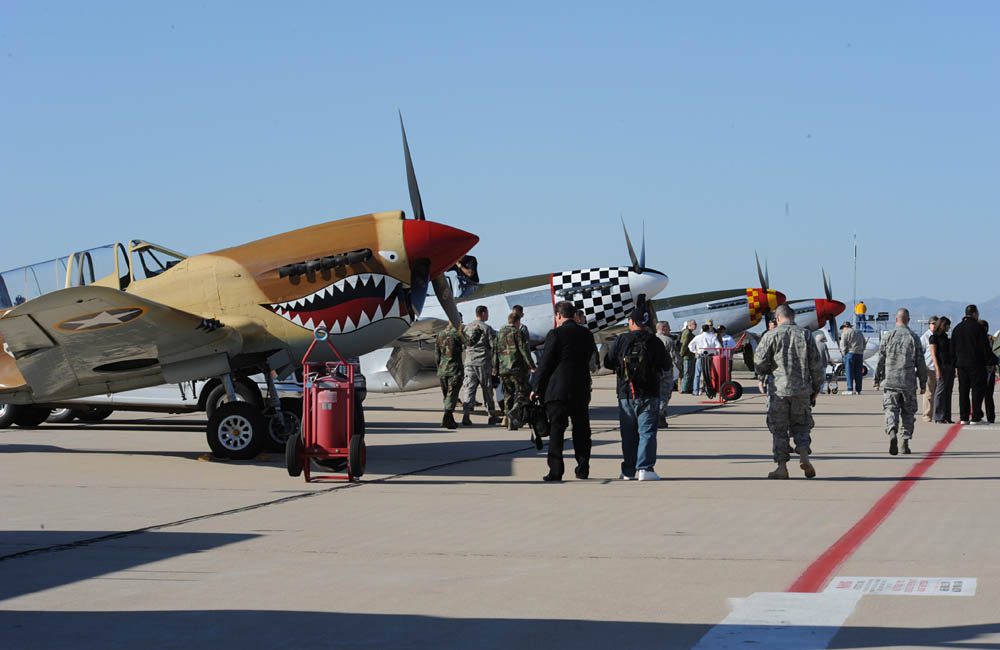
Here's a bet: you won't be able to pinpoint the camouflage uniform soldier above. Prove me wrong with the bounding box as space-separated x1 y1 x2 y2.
436 321 468 429
492 312 536 429
461 305 502 426
753 304 824 479
873 308 928 455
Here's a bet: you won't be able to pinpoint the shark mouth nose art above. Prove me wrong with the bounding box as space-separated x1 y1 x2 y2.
264 273 408 334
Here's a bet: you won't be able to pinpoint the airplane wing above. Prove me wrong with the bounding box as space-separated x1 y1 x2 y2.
0 285 243 401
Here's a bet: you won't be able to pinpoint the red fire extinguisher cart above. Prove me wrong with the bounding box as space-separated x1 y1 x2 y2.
701 333 747 404
285 328 366 482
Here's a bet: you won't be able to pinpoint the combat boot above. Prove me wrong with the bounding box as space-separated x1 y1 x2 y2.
767 462 789 479
798 450 816 478
902 440 911 454
462 413 473 426
889 437 898 455
487 412 503 426
442 412 457 429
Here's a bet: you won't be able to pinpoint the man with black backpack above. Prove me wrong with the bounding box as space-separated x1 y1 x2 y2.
603 299 670 481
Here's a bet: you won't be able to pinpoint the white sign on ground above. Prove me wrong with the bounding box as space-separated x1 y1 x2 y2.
825 576 977 596
691 592 863 650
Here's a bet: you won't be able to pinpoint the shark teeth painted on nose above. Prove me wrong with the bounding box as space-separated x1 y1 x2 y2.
263 272 410 335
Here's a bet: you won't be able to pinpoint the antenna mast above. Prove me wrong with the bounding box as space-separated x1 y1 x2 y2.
852 231 857 312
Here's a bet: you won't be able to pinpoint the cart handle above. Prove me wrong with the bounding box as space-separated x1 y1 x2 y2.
302 327 349 367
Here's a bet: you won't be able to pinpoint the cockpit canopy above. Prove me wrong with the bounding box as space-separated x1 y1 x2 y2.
0 240 185 308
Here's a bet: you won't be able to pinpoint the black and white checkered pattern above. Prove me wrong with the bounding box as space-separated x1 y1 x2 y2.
551 266 633 332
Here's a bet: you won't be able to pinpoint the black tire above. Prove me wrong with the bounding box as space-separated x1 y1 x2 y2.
0 403 21 429
14 407 53 428
77 407 113 422
348 433 366 479
285 433 303 477
206 402 267 460
204 382 261 421
265 397 302 452
720 381 743 402
47 408 81 424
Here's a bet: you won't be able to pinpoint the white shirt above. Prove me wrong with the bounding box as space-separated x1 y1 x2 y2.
920 328 936 371
689 331 719 355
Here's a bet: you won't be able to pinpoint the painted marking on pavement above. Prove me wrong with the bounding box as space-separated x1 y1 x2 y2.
788 422 964 592
826 576 976 596
691 591 862 650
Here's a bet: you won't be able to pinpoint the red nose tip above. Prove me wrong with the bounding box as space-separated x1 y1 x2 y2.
815 299 846 328
772 290 787 306
402 220 479 278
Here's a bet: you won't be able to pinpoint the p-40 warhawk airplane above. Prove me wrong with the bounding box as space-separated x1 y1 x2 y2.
0 120 477 462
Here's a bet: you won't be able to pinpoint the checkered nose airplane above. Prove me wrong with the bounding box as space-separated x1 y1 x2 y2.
0 117 478 459
360 221 670 392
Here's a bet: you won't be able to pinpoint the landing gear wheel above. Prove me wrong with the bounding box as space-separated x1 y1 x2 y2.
720 381 743 402
77 407 113 422
47 408 80 424
348 434 366 479
265 398 302 452
285 433 303 477
14 407 53 428
0 403 21 429
206 402 266 460
205 382 261 421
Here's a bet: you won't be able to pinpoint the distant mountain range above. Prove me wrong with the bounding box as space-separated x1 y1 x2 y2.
854 296 1000 329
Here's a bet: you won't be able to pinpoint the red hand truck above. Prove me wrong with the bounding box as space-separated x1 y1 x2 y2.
285 328 365 482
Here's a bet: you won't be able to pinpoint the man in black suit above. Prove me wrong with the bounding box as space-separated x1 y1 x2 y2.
530 300 599 482
951 304 994 424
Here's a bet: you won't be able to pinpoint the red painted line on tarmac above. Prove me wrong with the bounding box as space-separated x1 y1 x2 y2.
787 422 964 593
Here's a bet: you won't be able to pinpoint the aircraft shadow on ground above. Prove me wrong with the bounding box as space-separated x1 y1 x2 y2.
0 610 997 650
0 531 258 601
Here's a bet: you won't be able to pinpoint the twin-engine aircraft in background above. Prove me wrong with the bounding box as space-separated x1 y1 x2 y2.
0 119 478 460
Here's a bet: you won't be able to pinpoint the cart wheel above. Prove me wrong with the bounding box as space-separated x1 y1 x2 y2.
206 402 266 459
77 407 114 422
348 435 366 479
285 433 303 477
265 397 302 452
14 407 53 428
720 381 743 402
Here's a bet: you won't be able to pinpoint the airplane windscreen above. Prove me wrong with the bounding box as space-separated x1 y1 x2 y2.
131 242 185 280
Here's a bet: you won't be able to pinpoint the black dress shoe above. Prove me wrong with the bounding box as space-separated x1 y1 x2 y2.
574 467 589 480
542 474 562 482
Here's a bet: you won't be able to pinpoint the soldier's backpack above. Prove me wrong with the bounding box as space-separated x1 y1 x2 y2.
622 333 659 396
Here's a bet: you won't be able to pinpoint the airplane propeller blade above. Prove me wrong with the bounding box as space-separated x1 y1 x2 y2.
621 216 640 272
399 111 426 222
823 268 838 338
399 112 463 329
640 221 646 271
432 275 462 330
755 251 768 291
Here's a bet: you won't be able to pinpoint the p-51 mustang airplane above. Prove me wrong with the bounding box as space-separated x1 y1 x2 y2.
0 118 478 461
361 222 671 392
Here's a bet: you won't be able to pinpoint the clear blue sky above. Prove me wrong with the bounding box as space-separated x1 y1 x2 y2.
2 2 998 303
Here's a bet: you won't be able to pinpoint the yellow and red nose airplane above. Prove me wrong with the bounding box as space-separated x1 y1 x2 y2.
0 118 477 460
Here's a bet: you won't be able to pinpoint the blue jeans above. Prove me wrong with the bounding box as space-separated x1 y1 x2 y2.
619 397 660 475
694 356 703 393
844 353 863 393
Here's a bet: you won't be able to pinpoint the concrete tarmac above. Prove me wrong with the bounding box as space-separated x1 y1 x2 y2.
2 376 999 649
